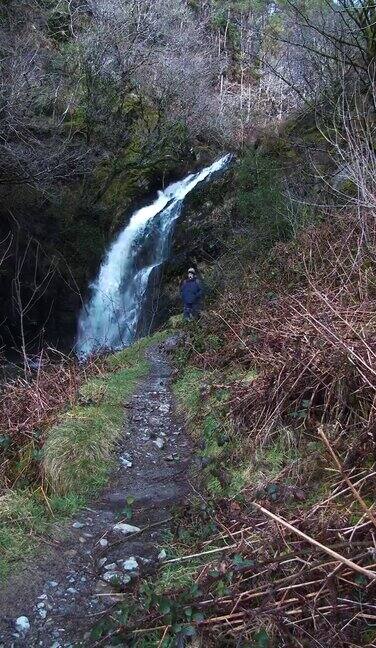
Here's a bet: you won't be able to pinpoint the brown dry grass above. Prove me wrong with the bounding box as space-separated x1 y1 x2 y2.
0 353 103 492
111 210 376 647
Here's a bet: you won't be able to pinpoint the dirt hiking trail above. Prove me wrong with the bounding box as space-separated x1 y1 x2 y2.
0 336 192 647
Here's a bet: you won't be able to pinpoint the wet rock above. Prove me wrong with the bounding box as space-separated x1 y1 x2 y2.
120 452 133 468
15 617 30 636
102 571 131 585
113 522 141 534
121 557 139 571
120 457 133 468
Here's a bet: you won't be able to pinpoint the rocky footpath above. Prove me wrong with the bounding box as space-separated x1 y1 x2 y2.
0 337 192 647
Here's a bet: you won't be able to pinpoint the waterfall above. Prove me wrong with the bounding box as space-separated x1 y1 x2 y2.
76 154 232 358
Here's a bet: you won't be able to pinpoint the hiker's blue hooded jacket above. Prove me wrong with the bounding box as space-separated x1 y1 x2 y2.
181 278 202 305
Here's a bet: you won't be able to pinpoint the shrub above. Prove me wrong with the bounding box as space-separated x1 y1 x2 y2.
236 148 290 251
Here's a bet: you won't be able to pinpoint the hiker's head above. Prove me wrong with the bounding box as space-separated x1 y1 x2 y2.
188 268 196 279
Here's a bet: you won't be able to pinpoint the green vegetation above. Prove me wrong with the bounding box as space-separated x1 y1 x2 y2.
237 148 288 248
172 366 206 425
43 363 147 495
173 347 246 500
0 492 48 580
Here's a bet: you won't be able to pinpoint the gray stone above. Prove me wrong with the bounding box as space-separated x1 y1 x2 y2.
66 588 78 594
153 437 165 449
121 557 138 571
102 571 131 585
72 522 84 529
98 558 107 568
113 522 140 535
99 538 108 547
15 617 30 635
158 549 167 560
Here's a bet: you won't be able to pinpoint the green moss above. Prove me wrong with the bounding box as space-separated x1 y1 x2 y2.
173 367 207 419
236 148 291 250
227 466 247 497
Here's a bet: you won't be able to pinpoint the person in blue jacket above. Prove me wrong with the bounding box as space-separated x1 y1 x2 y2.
180 267 202 320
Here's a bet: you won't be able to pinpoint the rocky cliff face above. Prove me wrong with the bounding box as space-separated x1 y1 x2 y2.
0 145 214 353
149 168 237 327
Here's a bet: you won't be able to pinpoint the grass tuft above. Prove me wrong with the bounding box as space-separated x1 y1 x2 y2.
44 347 153 495
0 491 48 581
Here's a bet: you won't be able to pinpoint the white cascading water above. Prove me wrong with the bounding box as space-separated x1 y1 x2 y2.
76 154 232 358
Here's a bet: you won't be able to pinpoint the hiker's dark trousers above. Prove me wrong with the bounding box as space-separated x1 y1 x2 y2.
183 302 200 320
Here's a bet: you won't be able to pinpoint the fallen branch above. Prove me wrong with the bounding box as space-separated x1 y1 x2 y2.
317 425 376 530
252 502 376 580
